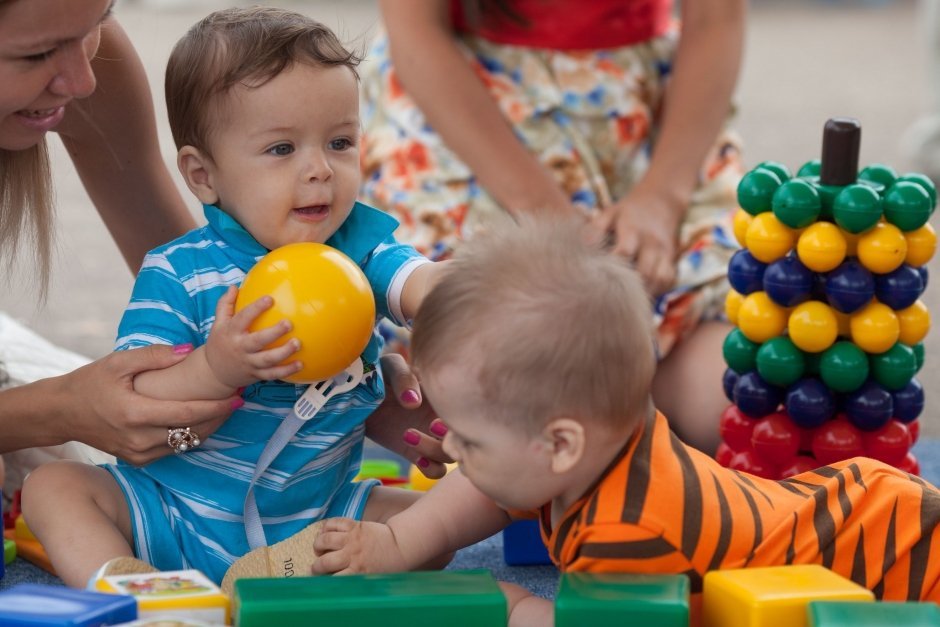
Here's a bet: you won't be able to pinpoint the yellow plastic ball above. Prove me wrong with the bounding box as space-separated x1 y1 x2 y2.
725 289 745 325
745 212 796 263
235 242 376 383
732 209 753 248
904 223 937 267
796 222 847 272
409 462 457 492
897 300 931 346
849 301 900 354
833 310 852 338
857 222 908 274
788 301 839 353
841 228 861 257
737 291 788 343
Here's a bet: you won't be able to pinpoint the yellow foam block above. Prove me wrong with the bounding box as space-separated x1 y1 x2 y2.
702 565 874 627
96 569 230 624
14 515 36 541
3 527 55 575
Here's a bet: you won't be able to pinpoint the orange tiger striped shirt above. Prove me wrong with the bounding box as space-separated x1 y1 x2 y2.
535 411 940 601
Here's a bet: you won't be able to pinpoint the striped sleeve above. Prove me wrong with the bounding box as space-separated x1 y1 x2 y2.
566 522 695 576
360 236 430 327
114 251 203 351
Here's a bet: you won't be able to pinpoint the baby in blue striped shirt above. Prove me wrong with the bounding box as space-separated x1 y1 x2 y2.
22 6 450 588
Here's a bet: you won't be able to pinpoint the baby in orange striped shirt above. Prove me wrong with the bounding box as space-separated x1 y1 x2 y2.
312 217 940 627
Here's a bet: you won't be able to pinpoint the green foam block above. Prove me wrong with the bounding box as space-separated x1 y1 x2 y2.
555 572 690 627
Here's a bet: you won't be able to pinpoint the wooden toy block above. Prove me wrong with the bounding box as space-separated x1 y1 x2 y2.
0 583 137 626
502 519 552 566
4 537 15 564
95 569 230 624
702 564 874 627
555 572 689 627
4 526 55 575
808 600 940 626
233 569 507 626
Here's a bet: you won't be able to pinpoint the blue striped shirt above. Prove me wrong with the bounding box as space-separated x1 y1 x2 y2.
104 202 427 583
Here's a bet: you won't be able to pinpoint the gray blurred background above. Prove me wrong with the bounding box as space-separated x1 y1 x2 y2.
2 0 938 432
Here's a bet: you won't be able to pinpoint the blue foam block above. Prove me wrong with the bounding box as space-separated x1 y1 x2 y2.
502 519 552 566
0 583 137 626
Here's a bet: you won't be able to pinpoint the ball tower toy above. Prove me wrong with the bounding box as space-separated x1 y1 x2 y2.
720 118 933 479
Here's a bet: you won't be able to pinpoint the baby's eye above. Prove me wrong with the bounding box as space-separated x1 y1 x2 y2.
329 138 353 151
22 49 55 63
267 143 294 156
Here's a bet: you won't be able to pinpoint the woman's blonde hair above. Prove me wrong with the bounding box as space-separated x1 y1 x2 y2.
411 216 657 435
0 143 54 298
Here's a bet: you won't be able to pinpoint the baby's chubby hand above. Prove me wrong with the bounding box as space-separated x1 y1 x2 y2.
205 286 304 388
312 517 409 575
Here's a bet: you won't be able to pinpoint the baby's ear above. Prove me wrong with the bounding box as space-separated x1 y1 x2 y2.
543 417 585 474
178 146 219 205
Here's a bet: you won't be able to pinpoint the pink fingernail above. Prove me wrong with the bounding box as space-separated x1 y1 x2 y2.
400 389 420 404
173 343 194 354
417 457 430 468
403 431 420 446
231 397 245 410
430 422 448 437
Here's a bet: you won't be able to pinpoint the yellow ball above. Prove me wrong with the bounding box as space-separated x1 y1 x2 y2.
737 291 788 343
745 212 796 263
857 222 908 274
796 222 847 272
833 310 852 338
904 222 937 267
849 301 900 354
732 209 753 248
788 301 839 353
409 462 457 492
897 300 931 346
725 289 745 325
235 242 376 383
841 228 861 257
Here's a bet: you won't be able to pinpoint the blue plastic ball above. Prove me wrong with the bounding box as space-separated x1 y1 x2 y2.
918 266 929 291
844 381 894 431
733 371 783 419
728 249 768 295
785 378 836 428
763 254 814 307
874 264 924 310
722 368 739 403
891 378 924 423
824 259 876 314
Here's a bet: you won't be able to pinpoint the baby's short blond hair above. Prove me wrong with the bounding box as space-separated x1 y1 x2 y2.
411 217 657 434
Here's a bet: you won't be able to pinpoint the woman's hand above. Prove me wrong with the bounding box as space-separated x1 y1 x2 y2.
365 353 453 478
589 185 684 296
54 344 238 465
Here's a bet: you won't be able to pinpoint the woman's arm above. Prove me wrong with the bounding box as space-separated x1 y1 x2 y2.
592 0 746 293
379 0 578 218
56 18 194 273
0 345 236 464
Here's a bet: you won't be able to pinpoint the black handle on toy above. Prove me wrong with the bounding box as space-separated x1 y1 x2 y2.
820 117 861 186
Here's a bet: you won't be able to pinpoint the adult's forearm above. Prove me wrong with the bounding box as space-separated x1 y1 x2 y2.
381 1 575 217
0 377 69 453
641 0 746 204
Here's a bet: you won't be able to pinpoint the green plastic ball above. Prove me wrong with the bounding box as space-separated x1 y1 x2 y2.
897 172 937 208
802 350 822 376
870 342 918 390
722 328 760 374
772 179 821 228
756 161 792 183
755 336 805 386
884 181 932 232
857 163 898 190
797 159 822 178
738 169 782 216
913 341 925 372
833 184 883 234
819 341 869 393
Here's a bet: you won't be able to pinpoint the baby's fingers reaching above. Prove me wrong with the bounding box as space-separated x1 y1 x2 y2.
230 294 274 331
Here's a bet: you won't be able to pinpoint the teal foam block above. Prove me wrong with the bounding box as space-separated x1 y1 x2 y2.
234 569 507 626
809 600 940 626
555 572 690 627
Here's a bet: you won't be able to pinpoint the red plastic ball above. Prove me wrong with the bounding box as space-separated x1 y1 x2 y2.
899 451 921 476
750 412 801 465
779 455 818 479
811 419 864 465
860 420 912 467
719 405 757 452
715 442 736 467
729 449 778 479
909 420 921 444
